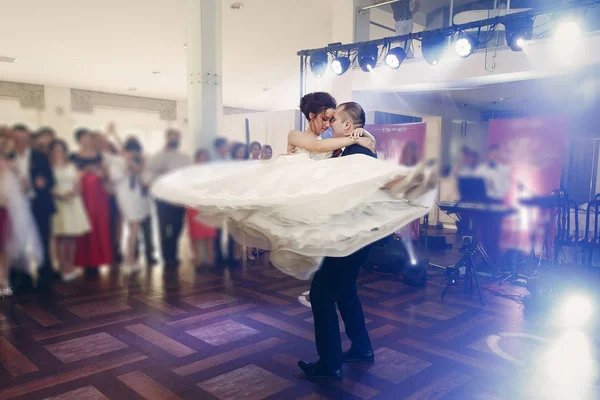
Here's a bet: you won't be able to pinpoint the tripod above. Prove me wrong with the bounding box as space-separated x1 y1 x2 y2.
441 239 485 305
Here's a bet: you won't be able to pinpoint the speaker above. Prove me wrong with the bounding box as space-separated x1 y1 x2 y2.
362 235 407 274
403 262 427 287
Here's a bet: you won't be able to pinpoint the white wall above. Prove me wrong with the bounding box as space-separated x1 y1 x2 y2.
0 84 297 157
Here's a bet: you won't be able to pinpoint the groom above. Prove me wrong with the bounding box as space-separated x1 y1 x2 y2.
298 102 375 380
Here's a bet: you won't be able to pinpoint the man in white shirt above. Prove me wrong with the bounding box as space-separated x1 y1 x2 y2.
474 145 510 201
148 129 191 270
454 146 479 178
473 144 511 263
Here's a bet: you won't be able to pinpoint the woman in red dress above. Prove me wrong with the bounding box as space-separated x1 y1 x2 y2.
186 149 217 267
71 128 113 275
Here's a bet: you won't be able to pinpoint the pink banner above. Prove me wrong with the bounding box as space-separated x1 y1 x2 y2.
488 117 568 253
366 122 427 240
365 122 427 163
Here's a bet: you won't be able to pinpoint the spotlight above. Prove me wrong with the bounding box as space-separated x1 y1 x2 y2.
455 32 478 58
505 16 534 52
421 33 446 66
555 20 582 43
560 294 593 327
358 45 378 72
309 51 328 78
385 47 406 69
331 56 351 75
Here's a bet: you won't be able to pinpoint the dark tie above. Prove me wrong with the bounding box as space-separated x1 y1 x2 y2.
332 149 343 158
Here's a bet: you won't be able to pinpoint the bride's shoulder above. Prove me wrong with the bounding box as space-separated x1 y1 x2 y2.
288 130 303 137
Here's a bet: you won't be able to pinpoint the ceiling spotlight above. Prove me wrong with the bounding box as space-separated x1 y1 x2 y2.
358 45 378 72
505 16 534 51
422 33 446 66
331 56 351 75
310 51 328 78
385 47 406 69
455 32 478 58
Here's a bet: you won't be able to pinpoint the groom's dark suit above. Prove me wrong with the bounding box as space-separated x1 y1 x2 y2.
309 143 375 371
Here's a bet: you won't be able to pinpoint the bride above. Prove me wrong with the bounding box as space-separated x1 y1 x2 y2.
0 130 43 295
151 92 437 280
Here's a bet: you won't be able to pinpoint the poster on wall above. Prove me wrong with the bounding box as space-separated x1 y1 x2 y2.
488 116 567 254
365 122 427 163
365 122 427 239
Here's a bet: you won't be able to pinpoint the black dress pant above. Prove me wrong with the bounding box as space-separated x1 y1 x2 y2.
140 216 156 263
132 216 156 264
310 245 373 370
109 195 122 264
33 210 52 274
156 200 185 266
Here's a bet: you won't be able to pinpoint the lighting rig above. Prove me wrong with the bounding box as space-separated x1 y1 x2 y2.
297 0 600 91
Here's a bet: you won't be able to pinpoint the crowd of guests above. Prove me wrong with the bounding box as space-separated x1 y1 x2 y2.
0 122 273 296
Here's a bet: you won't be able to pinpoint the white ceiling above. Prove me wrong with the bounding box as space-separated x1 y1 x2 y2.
0 0 333 110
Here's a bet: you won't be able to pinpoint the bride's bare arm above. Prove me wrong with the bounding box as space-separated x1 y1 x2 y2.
350 128 376 142
288 130 375 153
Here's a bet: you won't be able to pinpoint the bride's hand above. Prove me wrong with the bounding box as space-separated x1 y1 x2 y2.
357 137 376 153
346 128 366 139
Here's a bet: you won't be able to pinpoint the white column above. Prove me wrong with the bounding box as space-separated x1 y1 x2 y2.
186 0 223 151
330 0 356 104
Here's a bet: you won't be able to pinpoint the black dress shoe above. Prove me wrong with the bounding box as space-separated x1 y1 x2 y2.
297 360 343 380
343 349 375 364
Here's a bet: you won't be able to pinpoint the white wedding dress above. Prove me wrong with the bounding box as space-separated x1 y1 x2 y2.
2 170 43 274
151 140 437 280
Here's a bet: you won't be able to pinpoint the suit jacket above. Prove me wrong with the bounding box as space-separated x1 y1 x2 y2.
341 143 377 159
29 149 56 216
321 143 377 266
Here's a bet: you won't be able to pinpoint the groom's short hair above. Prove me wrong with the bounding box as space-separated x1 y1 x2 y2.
338 102 366 128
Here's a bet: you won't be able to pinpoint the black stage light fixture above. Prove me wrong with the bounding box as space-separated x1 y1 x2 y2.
421 33 446 66
310 51 328 78
331 56 351 75
358 45 378 72
385 46 407 69
504 16 534 51
455 31 479 58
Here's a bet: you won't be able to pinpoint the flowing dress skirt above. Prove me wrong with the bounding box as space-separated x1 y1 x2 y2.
76 173 113 268
152 153 437 279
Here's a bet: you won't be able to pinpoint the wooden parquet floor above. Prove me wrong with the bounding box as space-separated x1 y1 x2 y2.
0 255 596 400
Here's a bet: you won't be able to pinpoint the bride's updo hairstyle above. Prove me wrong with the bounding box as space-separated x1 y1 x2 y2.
300 92 337 121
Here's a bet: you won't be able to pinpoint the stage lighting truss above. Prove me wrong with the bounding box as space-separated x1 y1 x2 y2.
455 30 480 58
309 50 328 78
299 0 598 77
358 45 379 72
